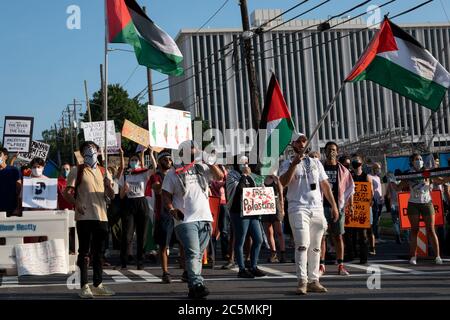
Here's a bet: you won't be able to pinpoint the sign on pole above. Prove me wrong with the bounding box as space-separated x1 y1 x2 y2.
344 182 372 228
398 190 444 229
2 116 34 152
17 140 50 163
122 119 150 147
147 105 192 150
22 177 58 209
242 187 276 216
81 121 118 151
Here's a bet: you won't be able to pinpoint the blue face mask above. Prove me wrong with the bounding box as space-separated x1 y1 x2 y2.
62 169 70 178
130 161 139 169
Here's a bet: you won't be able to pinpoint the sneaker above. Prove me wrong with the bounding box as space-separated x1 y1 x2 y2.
188 283 210 299
319 264 326 276
267 252 279 263
162 272 172 284
338 264 350 276
435 256 443 265
181 271 188 282
307 281 328 293
409 256 417 265
296 280 307 295
79 284 94 299
91 283 115 296
250 267 266 277
237 269 254 278
369 249 376 256
221 261 235 270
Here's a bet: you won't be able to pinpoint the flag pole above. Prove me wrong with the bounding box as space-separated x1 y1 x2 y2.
304 82 346 150
103 0 109 172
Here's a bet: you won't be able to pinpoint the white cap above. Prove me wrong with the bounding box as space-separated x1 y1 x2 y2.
290 132 307 143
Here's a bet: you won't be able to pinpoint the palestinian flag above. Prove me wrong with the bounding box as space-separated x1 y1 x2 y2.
258 74 295 175
106 0 183 76
345 17 450 111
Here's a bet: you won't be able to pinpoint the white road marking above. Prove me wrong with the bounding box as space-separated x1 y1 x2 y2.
128 270 161 282
376 264 424 274
256 266 296 278
102 269 132 283
1 276 18 286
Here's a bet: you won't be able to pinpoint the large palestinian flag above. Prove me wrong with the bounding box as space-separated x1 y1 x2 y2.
345 17 450 111
258 74 295 175
106 0 183 76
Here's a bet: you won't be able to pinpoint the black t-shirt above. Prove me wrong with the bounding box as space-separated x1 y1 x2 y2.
0 166 21 212
352 171 368 182
230 174 255 214
324 163 339 207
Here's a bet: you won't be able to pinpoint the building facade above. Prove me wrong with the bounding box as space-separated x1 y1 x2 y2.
169 9 450 152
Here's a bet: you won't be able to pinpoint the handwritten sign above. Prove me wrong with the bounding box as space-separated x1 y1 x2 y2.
22 177 58 209
107 132 122 154
398 190 444 229
18 140 50 163
242 187 276 216
108 155 129 168
345 182 372 228
148 105 192 150
15 239 68 276
122 119 149 147
3 116 34 152
81 121 118 151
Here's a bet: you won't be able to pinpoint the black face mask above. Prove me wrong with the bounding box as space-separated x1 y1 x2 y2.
352 160 362 169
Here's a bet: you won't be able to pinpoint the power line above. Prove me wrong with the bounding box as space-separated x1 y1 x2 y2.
256 0 311 30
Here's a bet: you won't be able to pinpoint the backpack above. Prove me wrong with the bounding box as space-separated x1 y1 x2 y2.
74 164 106 199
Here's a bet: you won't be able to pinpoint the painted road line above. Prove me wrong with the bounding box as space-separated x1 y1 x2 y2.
103 269 132 283
257 266 296 278
346 263 400 274
1 276 18 286
128 270 161 282
376 264 424 274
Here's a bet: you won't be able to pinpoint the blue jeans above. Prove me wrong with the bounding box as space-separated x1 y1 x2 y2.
175 221 211 288
230 213 263 270
218 204 231 259
372 202 383 239
390 206 401 236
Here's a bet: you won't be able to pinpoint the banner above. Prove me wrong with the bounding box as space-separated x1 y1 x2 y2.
81 120 118 150
17 140 50 163
242 187 276 216
148 105 192 150
122 119 149 147
107 132 122 154
398 190 444 229
344 182 372 228
2 116 34 152
15 239 68 276
22 177 57 209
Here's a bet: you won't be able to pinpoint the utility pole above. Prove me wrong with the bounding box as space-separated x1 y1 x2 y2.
143 6 154 105
239 0 261 129
72 99 82 151
84 80 92 122
67 105 75 165
54 123 61 167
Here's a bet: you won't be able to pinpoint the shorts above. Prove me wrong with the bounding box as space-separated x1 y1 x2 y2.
407 202 435 217
153 211 175 247
324 206 345 236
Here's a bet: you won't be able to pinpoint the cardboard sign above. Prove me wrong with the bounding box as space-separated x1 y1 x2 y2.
398 190 444 229
15 239 68 276
108 155 129 168
81 121 118 150
148 105 192 150
22 177 58 209
74 151 84 165
107 132 122 154
3 116 34 152
122 119 149 147
242 187 276 216
18 140 50 163
344 182 372 228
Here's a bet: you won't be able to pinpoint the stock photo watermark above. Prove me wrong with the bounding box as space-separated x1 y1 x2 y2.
66 5 81 30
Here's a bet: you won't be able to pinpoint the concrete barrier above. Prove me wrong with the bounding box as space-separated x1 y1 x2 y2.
0 210 77 275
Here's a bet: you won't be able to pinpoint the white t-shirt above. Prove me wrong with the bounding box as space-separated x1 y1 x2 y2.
119 169 152 198
408 169 432 204
162 163 213 226
278 157 328 212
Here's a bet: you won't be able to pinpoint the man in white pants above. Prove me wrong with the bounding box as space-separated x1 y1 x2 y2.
279 133 339 295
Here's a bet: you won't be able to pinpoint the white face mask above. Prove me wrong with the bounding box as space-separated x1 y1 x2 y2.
83 147 98 168
32 167 43 177
414 160 424 170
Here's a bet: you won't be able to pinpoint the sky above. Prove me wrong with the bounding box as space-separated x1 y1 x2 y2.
0 0 449 141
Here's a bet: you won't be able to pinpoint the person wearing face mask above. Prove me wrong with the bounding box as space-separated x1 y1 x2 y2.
0 148 22 217
58 162 74 210
279 133 339 295
64 141 116 298
119 147 156 270
368 162 384 254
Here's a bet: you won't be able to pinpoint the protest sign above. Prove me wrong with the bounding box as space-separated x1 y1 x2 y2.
17 140 50 163
3 116 34 152
81 120 118 150
74 151 84 165
107 132 122 154
148 105 192 149
398 190 444 229
242 187 276 216
22 177 58 209
15 239 68 276
122 119 149 147
108 155 129 168
344 182 372 228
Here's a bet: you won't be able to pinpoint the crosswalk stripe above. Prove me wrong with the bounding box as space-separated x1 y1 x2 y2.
376 264 423 274
103 269 132 283
257 266 296 278
345 263 397 274
128 270 161 282
1 276 18 286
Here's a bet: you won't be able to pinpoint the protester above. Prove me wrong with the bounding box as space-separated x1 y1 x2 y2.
0 148 21 218
385 171 402 244
320 141 354 276
64 141 115 298
151 149 176 283
226 155 266 278
119 147 156 270
369 162 384 254
279 133 339 294
263 174 286 263
162 140 224 299
58 162 74 210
